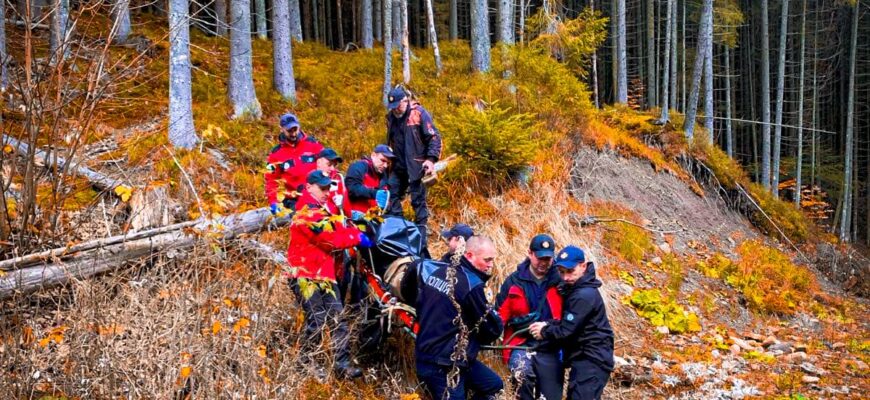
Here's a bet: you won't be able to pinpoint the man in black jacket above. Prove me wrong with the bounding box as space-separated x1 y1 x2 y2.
439 223 475 263
385 87 442 255
530 246 614 400
415 236 503 400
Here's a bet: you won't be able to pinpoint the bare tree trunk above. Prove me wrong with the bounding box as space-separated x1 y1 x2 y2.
646 0 655 108
703 2 713 142
772 0 789 197
273 0 298 102
382 0 393 106
498 0 515 44
615 0 627 103
659 0 673 123
810 11 818 196
215 0 229 36
839 1 858 242
374 0 382 42
683 0 712 140
725 45 734 157
591 0 599 108
681 0 686 111
470 0 491 73
363 0 374 48
312 0 320 41
50 0 71 64
400 0 409 82
449 0 457 40
669 0 677 112
113 0 132 44
255 0 268 39
424 0 442 75
794 0 806 207
229 0 263 118
168 0 199 149
290 0 304 41
760 0 772 189
0 0 7 90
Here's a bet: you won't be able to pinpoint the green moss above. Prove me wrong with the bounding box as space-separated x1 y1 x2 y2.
628 289 702 334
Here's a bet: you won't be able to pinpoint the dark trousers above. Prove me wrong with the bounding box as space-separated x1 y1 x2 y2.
416 359 503 400
289 279 351 365
510 350 564 400
387 168 431 256
567 359 611 400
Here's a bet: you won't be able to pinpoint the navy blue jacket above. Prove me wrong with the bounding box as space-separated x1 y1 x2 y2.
387 103 442 181
415 257 503 367
345 157 388 201
541 263 614 372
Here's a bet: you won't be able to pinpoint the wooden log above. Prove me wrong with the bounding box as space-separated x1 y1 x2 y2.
3 134 129 194
0 208 293 299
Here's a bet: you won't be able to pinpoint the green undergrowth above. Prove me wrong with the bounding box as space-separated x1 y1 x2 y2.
627 289 702 334
695 241 816 315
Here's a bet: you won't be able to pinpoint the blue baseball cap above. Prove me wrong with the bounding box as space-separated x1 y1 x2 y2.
373 144 397 159
387 87 406 110
280 113 300 130
529 234 556 258
316 148 343 163
306 170 331 186
441 223 474 240
554 246 587 269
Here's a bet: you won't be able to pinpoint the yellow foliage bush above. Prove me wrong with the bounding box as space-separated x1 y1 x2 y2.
628 289 702 334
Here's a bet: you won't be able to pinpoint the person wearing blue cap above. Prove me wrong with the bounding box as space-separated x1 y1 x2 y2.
495 234 564 400
346 144 395 216
265 113 323 215
438 223 475 263
384 87 442 255
529 246 614 400
315 148 351 218
286 170 373 380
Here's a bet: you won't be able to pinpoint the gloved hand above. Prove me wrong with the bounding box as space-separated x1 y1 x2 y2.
375 189 389 209
332 194 344 206
270 203 280 215
357 232 374 248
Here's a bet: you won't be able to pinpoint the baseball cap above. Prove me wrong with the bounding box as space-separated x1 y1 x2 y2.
306 170 332 187
316 148 343 163
441 223 474 240
373 144 397 159
553 246 587 269
280 113 300 130
387 87 407 111
529 234 556 258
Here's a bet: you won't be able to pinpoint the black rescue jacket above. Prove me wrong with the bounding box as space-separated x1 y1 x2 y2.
386 103 442 181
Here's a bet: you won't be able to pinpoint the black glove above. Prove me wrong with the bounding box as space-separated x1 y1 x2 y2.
506 311 540 331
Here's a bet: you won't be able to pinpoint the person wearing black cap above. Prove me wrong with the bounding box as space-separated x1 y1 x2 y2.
529 246 614 400
265 113 323 215
286 170 373 380
495 234 564 400
438 223 475 263
385 87 442 255
315 148 351 218
346 144 396 216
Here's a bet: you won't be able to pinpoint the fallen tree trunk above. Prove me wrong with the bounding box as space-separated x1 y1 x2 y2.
0 208 292 299
3 134 129 194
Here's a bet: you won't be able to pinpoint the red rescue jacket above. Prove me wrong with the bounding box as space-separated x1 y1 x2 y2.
264 133 324 204
286 190 361 282
346 157 388 213
495 259 563 363
326 171 352 217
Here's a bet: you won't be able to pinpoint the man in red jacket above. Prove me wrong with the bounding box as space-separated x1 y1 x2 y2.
346 144 395 217
287 170 372 379
264 113 323 215
495 234 564 400
315 148 352 218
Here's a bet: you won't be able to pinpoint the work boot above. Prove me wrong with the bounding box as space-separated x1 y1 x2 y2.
335 362 363 380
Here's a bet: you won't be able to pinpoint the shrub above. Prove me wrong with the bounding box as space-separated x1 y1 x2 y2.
440 103 545 190
628 289 701 334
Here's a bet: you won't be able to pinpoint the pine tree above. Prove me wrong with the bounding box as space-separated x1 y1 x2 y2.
794 0 806 207
760 0 772 189
616 0 627 103
382 0 394 105
424 0 442 75
772 0 790 197
683 0 713 140
400 0 410 82
168 0 199 149
363 0 374 48
703 1 714 142
215 0 229 36
839 1 858 242
229 0 262 118
499 0 515 44
113 0 131 44
471 0 491 72
255 0 267 39
290 0 303 41
659 0 673 123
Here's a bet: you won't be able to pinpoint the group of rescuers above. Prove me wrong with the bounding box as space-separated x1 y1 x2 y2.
266 87 614 400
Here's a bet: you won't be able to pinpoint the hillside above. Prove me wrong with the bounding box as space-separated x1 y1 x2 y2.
0 11 868 400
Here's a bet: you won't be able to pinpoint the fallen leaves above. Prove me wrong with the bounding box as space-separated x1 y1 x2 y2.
38 326 68 348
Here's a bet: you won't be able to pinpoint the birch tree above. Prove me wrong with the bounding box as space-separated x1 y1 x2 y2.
168 0 199 149
229 0 262 118
683 0 713 140
471 0 491 73
772 0 790 197
273 0 297 102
